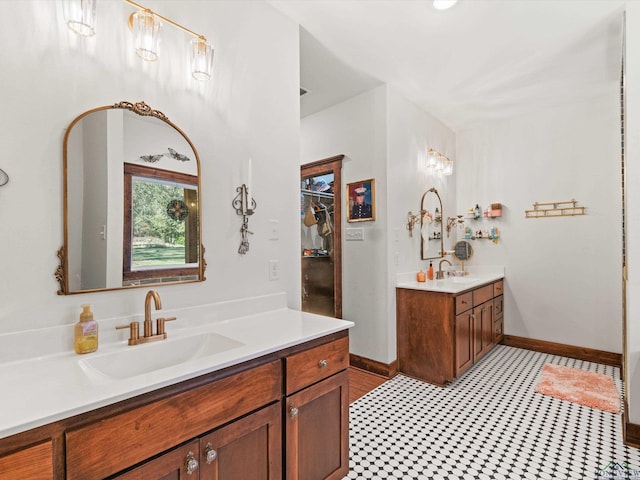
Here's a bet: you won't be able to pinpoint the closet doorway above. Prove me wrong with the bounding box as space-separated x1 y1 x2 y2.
300 155 343 318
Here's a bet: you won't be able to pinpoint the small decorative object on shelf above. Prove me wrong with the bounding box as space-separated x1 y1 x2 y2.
525 199 586 218
232 183 257 254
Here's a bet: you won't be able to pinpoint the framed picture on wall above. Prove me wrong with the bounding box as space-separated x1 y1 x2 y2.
347 178 375 222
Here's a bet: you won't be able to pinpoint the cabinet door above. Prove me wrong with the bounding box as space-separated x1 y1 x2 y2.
0 441 53 480
285 370 349 480
455 310 473 376
111 440 200 480
199 402 282 480
473 301 494 361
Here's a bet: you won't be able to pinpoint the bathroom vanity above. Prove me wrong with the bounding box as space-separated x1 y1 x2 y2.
0 305 353 480
396 273 504 386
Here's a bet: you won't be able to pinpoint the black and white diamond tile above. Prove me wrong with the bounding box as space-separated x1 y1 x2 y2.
344 345 640 480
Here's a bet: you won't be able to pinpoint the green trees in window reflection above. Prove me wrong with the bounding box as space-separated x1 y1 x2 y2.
132 181 189 267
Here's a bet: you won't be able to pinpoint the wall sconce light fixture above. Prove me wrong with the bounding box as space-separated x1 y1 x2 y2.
232 184 257 254
424 148 453 176
63 0 97 36
124 0 214 80
64 0 215 81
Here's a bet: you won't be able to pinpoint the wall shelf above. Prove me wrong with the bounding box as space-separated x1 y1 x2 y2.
525 199 586 218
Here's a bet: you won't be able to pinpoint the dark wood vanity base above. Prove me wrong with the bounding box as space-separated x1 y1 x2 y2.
397 280 504 386
0 331 350 480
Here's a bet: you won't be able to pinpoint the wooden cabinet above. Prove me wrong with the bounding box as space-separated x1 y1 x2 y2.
285 337 350 480
116 403 282 480
0 441 53 480
397 279 504 386
0 331 349 480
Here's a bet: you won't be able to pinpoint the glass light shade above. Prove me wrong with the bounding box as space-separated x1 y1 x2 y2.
132 11 162 62
426 148 438 169
435 154 445 171
442 157 454 176
190 38 214 81
64 0 96 37
433 0 458 10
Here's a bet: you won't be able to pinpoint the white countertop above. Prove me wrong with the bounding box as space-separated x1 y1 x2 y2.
0 304 353 439
397 266 504 294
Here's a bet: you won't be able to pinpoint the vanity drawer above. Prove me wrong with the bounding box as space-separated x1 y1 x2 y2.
473 285 494 306
493 280 504 297
286 336 349 394
455 292 473 314
493 317 504 343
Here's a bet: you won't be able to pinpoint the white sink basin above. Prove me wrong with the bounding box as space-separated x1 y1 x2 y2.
79 332 244 380
450 276 474 284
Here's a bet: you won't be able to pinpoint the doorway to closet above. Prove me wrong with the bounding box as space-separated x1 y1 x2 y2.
300 155 343 318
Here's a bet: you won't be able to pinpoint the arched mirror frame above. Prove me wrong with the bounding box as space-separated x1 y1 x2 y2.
420 187 445 260
56 101 206 295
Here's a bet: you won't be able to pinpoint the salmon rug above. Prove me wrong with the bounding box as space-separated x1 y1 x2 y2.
535 364 620 413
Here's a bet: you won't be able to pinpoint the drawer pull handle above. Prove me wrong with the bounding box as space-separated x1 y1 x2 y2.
289 403 299 418
461 300 468 304
204 443 218 464
318 359 328 368
185 452 199 475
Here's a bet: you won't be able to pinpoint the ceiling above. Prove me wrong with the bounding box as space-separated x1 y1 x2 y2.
268 0 626 131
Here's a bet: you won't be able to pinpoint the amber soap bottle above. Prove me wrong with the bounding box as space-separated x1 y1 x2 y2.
427 262 434 280
74 304 98 354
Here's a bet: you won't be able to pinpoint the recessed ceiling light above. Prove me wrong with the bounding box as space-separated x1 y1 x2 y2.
433 0 458 10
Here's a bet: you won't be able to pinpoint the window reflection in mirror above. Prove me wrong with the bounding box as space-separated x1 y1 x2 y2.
123 164 199 285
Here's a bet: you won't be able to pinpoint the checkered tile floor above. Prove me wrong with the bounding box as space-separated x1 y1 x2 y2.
345 345 640 480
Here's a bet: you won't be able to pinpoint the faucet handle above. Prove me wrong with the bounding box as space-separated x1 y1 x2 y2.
156 316 177 336
116 322 140 345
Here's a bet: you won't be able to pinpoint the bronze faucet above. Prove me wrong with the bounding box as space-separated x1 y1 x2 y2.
436 259 452 280
116 290 176 345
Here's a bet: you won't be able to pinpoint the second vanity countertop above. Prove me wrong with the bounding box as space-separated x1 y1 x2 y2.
0 306 354 440
397 266 504 294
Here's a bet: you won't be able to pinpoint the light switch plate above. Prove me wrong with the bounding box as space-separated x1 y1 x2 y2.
345 228 364 241
269 219 279 240
268 260 280 281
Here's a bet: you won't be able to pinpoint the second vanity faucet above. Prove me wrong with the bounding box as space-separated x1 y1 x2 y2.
436 259 452 280
116 290 177 345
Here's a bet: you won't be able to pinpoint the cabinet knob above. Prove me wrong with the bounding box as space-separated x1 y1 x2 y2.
289 403 299 418
185 452 199 475
318 359 328 368
204 443 218 464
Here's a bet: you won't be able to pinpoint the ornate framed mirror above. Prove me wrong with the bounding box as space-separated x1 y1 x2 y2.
420 187 444 260
56 101 206 294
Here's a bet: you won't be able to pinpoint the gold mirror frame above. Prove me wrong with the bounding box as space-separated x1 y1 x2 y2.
56 101 206 295
420 187 445 260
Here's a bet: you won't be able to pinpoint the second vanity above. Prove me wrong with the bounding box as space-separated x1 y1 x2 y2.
0 294 353 479
396 269 504 386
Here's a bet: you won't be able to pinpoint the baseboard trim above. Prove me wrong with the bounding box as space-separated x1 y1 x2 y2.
623 413 640 448
502 335 622 369
350 354 398 378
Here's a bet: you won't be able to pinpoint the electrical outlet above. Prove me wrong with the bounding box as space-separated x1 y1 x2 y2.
268 260 280 281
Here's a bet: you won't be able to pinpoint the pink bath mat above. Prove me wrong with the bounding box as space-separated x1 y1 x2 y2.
535 364 620 413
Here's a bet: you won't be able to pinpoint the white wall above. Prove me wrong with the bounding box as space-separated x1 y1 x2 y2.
625 3 640 423
301 86 389 362
301 85 456 364
456 94 622 354
0 1 300 333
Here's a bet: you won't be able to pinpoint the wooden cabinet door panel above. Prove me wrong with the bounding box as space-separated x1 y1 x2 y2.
455 311 473 376
111 440 200 480
0 441 53 480
474 301 494 361
286 370 349 480
199 402 282 480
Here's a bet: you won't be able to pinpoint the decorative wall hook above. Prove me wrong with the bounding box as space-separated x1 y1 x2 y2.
232 184 257 254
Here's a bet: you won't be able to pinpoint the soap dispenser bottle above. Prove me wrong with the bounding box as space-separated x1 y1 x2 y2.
427 261 434 280
75 304 98 354
474 204 482 219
